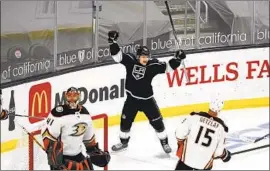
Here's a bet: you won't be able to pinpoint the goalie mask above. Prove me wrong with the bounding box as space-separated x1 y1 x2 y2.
65 87 81 109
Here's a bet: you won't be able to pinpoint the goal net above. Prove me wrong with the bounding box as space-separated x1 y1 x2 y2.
27 114 108 170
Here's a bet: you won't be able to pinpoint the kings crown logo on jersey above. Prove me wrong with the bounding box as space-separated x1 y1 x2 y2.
132 65 146 80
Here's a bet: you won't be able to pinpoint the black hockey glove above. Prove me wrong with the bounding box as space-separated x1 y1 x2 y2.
175 50 186 61
108 31 119 44
222 149 231 162
87 143 111 167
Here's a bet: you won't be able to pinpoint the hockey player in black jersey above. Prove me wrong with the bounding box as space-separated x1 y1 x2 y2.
108 31 187 153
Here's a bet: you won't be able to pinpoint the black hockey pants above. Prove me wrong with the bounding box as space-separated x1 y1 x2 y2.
120 93 165 137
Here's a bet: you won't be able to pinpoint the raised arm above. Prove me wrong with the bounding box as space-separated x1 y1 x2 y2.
151 50 186 74
108 31 134 65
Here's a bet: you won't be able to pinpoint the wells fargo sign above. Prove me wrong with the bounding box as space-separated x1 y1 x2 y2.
29 82 51 123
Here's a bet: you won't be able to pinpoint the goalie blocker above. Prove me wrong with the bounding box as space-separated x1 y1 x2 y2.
41 87 110 170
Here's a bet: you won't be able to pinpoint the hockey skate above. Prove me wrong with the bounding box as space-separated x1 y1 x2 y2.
111 142 128 152
160 138 172 153
162 144 172 153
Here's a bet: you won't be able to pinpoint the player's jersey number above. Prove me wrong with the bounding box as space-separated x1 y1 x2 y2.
195 126 215 147
47 118 54 126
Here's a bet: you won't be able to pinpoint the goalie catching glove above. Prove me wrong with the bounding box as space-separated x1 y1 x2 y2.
86 143 111 167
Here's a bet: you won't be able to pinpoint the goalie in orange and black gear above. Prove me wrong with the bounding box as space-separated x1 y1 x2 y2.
42 134 66 170
41 86 110 170
43 134 95 170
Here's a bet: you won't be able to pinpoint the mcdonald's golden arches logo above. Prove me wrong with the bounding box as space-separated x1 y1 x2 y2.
29 82 51 123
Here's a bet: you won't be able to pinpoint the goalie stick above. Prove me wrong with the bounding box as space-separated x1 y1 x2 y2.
8 113 45 119
165 1 190 83
15 120 46 151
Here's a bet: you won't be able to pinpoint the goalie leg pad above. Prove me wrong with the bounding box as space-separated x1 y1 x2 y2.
43 138 64 168
62 158 93 170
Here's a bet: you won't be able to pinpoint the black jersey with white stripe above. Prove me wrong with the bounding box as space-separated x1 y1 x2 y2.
110 42 181 99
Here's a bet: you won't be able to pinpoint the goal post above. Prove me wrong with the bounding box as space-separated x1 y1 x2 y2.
28 113 108 170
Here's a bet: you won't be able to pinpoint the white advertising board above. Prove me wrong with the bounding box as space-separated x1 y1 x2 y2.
1 47 269 150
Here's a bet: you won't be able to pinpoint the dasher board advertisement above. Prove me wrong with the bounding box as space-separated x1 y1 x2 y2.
0 47 269 144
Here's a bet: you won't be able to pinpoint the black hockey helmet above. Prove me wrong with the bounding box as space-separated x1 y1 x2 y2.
65 87 81 109
136 46 150 57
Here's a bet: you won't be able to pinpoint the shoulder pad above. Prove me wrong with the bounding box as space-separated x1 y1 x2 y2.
190 112 197 116
149 58 159 63
51 105 66 117
194 111 229 132
147 59 165 66
190 111 205 116
221 121 229 133
126 53 136 59
79 106 90 115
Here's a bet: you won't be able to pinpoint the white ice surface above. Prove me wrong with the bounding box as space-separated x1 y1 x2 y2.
1 107 269 170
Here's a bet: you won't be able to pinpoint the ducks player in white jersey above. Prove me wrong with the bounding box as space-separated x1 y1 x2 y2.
175 98 231 170
41 87 110 170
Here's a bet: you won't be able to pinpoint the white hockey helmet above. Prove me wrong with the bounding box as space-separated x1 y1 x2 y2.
209 98 224 114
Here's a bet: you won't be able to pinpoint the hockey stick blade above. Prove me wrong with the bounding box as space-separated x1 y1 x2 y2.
254 133 269 143
228 133 270 143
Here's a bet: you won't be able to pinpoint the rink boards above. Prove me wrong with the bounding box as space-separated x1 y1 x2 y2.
1 47 269 154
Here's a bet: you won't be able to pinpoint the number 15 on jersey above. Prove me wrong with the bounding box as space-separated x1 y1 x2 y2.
195 126 215 147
